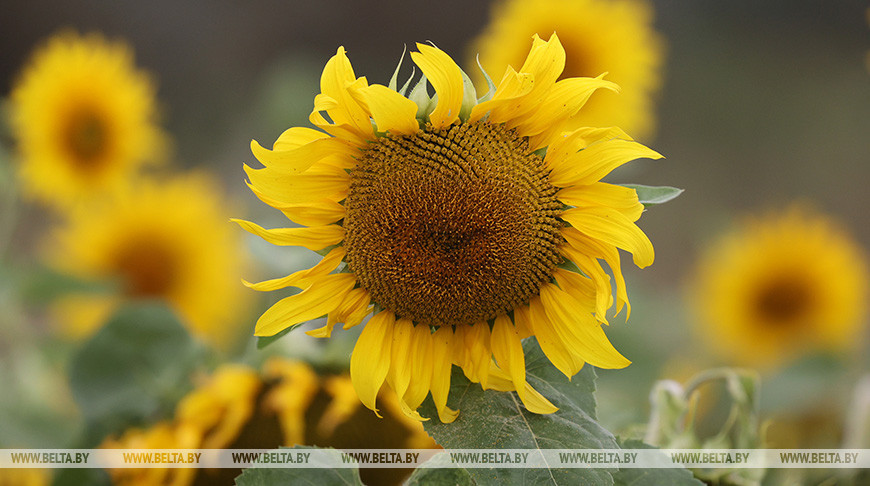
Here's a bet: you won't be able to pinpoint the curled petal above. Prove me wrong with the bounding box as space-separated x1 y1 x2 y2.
355 84 421 135
243 246 346 291
548 138 663 188
429 326 459 423
232 219 345 251
254 273 356 336
561 207 655 268
317 46 374 142
350 310 395 417
410 43 464 128
539 284 631 370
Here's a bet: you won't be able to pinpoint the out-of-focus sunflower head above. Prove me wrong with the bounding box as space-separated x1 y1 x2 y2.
102 359 437 486
9 30 167 210
44 172 253 350
469 0 665 140
691 206 869 370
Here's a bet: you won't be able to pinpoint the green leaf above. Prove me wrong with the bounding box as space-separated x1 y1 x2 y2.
18 265 118 305
398 67 417 97
420 337 616 486
619 184 684 207
475 55 497 104
405 453 475 486
255 322 305 349
388 45 407 92
234 446 364 486
51 468 111 486
458 66 478 121
611 438 703 486
68 302 199 443
408 74 434 120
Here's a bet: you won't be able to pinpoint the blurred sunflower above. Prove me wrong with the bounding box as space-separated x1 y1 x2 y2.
237 34 664 422
45 173 251 349
9 30 165 209
103 359 437 486
692 207 868 369
469 0 664 140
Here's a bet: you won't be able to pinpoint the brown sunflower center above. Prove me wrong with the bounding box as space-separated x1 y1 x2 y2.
112 237 179 298
754 275 813 326
344 121 563 327
64 109 108 167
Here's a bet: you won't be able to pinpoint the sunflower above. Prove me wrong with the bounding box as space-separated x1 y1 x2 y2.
236 34 663 422
9 30 165 209
692 207 869 369
45 173 252 349
102 359 436 486
102 365 260 486
469 0 664 140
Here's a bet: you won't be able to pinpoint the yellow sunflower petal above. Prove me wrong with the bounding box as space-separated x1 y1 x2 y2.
350 310 395 417
471 33 564 125
520 76 620 150
485 362 558 414
250 135 357 174
318 46 374 142
232 219 344 251
552 267 597 314
309 287 372 337
386 319 429 421
562 227 631 318
355 84 421 135
310 93 369 144
558 243 613 322
387 318 415 400
512 305 534 339
516 33 565 89
543 127 630 173
467 322 492 388
527 295 586 377
306 313 341 339
410 43 464 128
429 326 459 423
450 325 471 371
548 138 663 188
468 67 535 122
539 284 631 369
452 323 488 387
272 199 347 227
561 207 654 268
340 288 373 329
244 164 349 205
243 246 346 291
254 273 356 336
558 182 643 222
491 314 527 395
402 324 435 414
272 126 328 151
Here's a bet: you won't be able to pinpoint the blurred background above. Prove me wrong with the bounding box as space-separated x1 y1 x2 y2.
1 0 869 484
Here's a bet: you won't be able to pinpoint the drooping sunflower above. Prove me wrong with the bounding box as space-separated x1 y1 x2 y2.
237 34 663 422
45 173 252 349
469 0 664 140
103 359 437 486
9 30 165 209
102 365 261 486
692 207 869 369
